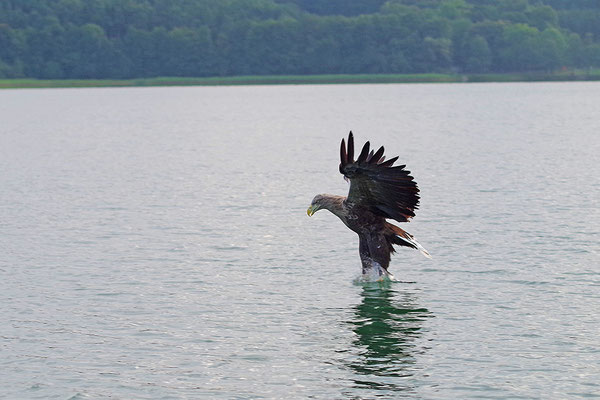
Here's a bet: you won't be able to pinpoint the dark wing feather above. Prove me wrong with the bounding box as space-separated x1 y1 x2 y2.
369 146 385 164
356 141 370 164
347 133 354 162
339 131 420 223
339 138 347 172
379 156 398 167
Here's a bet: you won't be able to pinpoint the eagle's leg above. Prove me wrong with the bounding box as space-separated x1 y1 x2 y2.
358 237 372 274
358 235 386 277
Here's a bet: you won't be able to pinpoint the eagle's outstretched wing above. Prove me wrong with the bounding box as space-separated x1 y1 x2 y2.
339 131 420 223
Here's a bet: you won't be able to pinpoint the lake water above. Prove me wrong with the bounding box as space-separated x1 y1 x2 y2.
1 82 599 399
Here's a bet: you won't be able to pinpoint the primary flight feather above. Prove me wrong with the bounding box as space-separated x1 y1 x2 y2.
307 131 430 278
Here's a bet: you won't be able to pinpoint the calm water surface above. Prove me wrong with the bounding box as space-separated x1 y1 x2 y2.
1 82 599 399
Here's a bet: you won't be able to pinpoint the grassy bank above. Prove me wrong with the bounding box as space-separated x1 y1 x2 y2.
0 74 460 88
2 70 600 89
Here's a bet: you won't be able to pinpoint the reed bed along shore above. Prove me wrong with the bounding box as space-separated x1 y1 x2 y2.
2 70 600 89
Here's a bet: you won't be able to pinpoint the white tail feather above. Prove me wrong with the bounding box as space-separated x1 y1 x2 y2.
397 235 432 259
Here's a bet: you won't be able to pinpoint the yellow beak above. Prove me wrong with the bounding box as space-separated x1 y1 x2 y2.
307 205 316 217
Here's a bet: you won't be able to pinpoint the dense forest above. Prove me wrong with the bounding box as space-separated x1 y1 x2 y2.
1 0 600 79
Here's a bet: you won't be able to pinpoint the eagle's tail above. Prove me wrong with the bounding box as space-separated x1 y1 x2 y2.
388 225 432 259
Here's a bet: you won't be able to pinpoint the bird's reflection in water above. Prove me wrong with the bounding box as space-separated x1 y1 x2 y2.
344 282 432 396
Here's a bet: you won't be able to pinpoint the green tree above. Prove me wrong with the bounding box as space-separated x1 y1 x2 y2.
449 18 473 70
440 0 471 19
422 37 453 70
565 32 585 67
583 43 600 67
0 23 24 63
22 17 67 78
2 0 600 78
62 23 112 78
304 37 340 73
465 35 491 72
387 38 409 72
526 5 558 30
537 27 567 70
498 23 540 71
166 26 214 76
123 26 172 77
244 17 303 74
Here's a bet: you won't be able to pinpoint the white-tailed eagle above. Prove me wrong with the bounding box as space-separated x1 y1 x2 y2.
307 132 430 278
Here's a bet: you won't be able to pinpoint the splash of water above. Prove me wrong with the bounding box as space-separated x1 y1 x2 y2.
353 264 397 284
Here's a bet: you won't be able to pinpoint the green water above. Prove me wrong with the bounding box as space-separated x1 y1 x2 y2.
1 82 598 399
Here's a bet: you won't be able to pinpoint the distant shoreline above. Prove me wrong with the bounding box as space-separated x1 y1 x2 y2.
2 70 600 89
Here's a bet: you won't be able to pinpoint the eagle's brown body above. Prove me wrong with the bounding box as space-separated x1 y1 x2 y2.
308 132 430 277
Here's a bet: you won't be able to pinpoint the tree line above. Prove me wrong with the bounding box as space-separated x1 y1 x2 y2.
1 0 600 79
